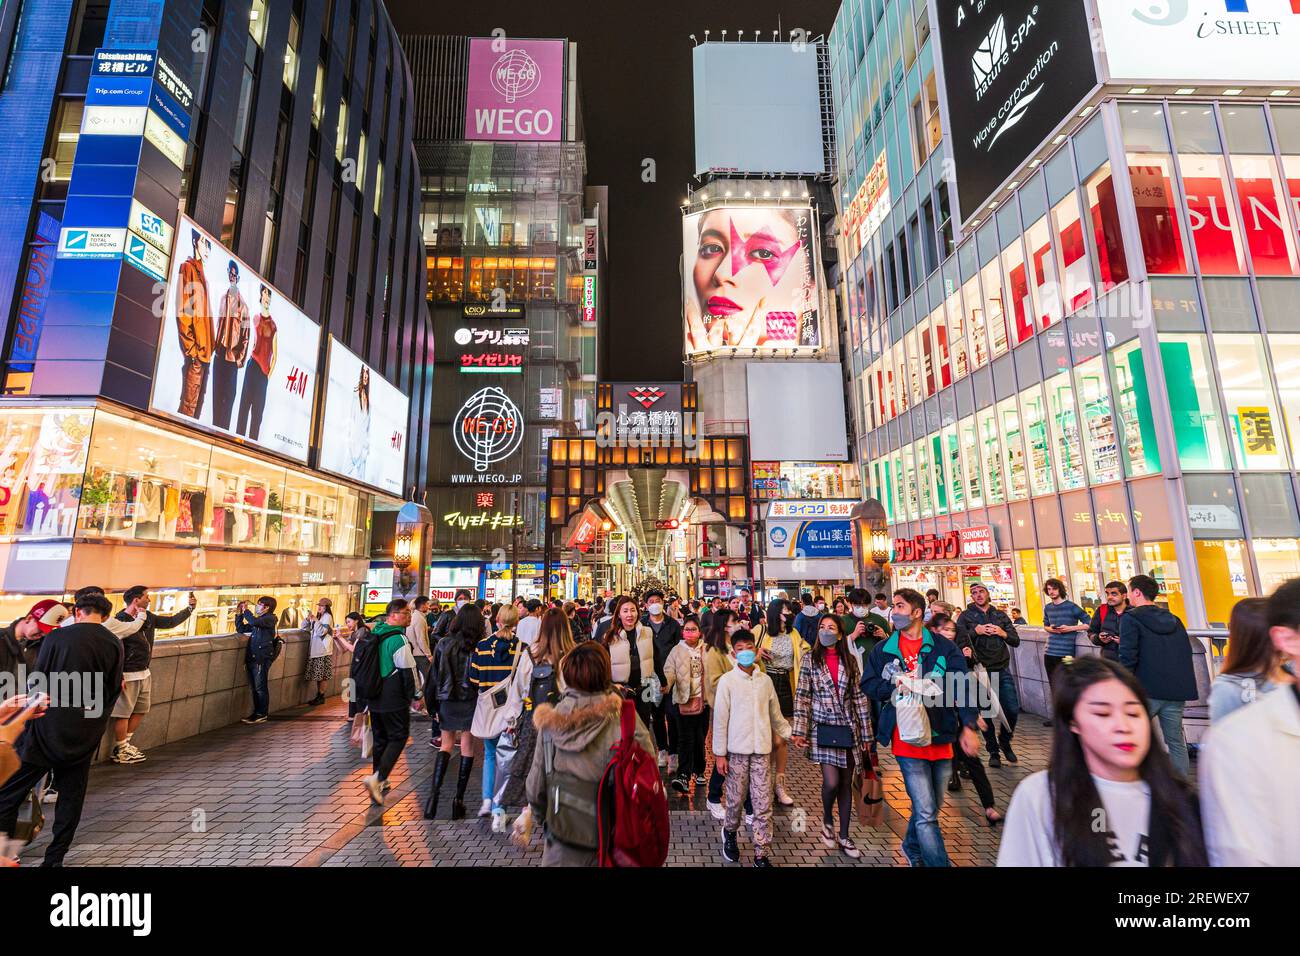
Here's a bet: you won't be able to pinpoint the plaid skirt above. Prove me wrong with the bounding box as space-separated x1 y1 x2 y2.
806 721 854 768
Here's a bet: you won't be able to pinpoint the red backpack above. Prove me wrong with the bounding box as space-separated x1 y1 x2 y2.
597 697 670 867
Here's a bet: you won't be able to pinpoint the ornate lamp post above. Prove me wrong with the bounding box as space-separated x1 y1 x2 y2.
851 498 891 594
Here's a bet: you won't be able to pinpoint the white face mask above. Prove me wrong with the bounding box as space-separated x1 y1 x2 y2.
455 600 467 611
647 603 664 616
852 606 869 618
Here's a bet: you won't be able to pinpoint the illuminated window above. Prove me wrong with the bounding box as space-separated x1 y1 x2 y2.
1222 106 1299 275
960 415 983 508
1047 372 1086 491
1001 237 1035 345
1083 162 1131 291
1195 540 1253 627
999 396 1028 501
977 406 1005 504
1172 106 1247 275
1052 191 1092 313
1215 334 1288 470
1158 333 1231 469
1075 356 1123 485
1019 384 1055 497
945 283 970 379
963 274 988 369
1121 105 1190 275
1139 541 1187 621
982 260 1009 357
1109 340 1162 477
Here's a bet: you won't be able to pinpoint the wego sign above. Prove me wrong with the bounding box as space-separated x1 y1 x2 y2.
452 387 524 473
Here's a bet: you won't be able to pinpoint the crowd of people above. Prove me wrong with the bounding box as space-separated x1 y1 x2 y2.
1 574 1297 868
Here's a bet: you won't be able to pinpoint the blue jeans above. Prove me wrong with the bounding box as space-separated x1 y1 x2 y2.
983 668 1020 753
482 735 499 807
1148 698 1189 776
246 657 271 717
896 756 952 867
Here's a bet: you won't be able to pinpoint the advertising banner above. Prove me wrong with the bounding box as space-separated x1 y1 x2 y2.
464 38 565 142
152 214 321 463
933 0 1100 225
567 509 602 552
842 149 891 250
767 500 857 520
766 519 854 559
1096 0 1300 84
452 323 528 374
608 530 628 564
683 205 821 354
319 337 409 495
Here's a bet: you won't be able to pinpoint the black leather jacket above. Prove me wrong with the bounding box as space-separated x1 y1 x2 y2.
954 603 1020 672
432 633 476 703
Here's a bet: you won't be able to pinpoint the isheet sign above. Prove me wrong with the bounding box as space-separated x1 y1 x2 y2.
934 0 1099 226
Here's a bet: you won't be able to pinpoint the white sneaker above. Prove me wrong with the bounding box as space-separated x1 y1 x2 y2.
657 750 669 768
362 773 383 805
707 800 725 821
41 788 58 804
491 808 507 832
478 798 493 817
110 744 145 765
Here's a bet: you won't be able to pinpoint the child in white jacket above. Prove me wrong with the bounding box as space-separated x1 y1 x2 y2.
712 630 791 866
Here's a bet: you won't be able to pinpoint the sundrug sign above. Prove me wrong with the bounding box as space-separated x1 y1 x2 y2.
465 38 564 142
1097 0 1300 83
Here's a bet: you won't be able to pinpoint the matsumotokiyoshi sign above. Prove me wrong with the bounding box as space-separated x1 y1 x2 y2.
1096 0 1300 84
933 0 1099 226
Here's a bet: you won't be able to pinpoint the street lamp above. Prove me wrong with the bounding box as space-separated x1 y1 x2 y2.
852 498 890 593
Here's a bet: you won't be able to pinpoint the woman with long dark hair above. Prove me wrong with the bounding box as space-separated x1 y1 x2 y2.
601 595 656 728
998 656 1207 866
1208 597 1294 723
424 602 485 820
791 614 874 859
755 597 802 806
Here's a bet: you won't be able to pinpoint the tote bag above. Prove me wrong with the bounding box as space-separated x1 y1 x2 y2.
471 641 525 739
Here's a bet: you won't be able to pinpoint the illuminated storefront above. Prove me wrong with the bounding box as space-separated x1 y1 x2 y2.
0 401 379 632
853 99 1300 628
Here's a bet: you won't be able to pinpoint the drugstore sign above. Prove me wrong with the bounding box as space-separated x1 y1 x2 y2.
893 525 996 563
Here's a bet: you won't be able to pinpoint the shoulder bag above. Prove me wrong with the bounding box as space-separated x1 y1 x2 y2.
814 662 855 749
471 638 524 738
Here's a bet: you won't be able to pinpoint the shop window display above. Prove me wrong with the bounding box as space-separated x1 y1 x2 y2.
1047 373 1086 491
1172 106 1248 275
1139 541 1187 622
1001 238 1035 346
982 260 1009 357
1051 192 1093 314
998 396 1028 502
1214 334 1288 471
903 445 919 521
1026 216 1063 329
1015 550 1044 625
1019 384 1055 498
1194 539 1253 628
963 274 989 369
1121 104 1190 275
959 416 983 509
1253 539 1300 595
1269 334 1300 468
943 424 964 514
915 440 934 518
1108 340 1162 477
977 406 1005 504
1158 334 1231 470
1221 105 1299 276
1099 545 1137 589
1083 162 1131 292
1075 357 1123 485
1068 547 1103 611
930 433 948 515
1038 548 1067 592
945 284 970 379
0 408 93 539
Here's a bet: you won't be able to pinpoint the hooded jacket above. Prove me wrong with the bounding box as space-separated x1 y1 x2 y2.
954 602 1020 672
862 626 978 747
1119 604 1198 702
369 621 416 713
795 606 822 647
236 609 278 661
525 689 656 860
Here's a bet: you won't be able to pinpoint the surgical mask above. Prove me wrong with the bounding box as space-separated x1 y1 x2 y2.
818 631 839 648
815 602 827 612
890 612 913 631
647 603 663 616
455 600 467 611
852 606 868 618
255 604 266 616
735 649 757 667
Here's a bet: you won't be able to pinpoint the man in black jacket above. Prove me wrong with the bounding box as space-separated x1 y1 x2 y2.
642 589 682 769
1088 581 1128 663
1120 574 1197 776
0 593 123 866
954 583 1021 767
236 596 279 724
109 586 195 764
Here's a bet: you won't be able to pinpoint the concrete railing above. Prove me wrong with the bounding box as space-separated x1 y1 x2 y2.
93 630 354 763
1008 627 1219 745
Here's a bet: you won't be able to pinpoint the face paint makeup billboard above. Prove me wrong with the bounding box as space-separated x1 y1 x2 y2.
682 205 821 356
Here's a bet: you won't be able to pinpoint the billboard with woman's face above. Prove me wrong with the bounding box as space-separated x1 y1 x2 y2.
683 205 821 355
318 338 409 496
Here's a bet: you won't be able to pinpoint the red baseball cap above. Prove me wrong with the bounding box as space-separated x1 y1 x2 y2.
27 599 68 634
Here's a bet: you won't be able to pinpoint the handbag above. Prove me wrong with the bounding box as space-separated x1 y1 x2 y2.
471 638 525 739
12 786 45 844
852 764 885 828
814 659 856 749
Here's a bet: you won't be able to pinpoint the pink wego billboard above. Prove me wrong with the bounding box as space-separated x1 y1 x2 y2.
464 38 564 142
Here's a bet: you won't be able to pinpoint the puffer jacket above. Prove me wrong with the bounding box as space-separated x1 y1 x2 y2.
525 689 656 866
432 633 477 703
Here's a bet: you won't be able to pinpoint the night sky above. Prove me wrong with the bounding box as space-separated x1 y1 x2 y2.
386 0 841 382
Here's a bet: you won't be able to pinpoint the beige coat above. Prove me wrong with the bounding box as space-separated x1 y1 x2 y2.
704 645 733 708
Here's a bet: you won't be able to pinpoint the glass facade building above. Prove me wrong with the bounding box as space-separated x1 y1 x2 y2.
0 0 433 633
829 0 1300 628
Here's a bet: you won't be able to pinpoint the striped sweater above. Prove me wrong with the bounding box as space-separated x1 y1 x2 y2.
468 633 520 689
1043 600 1090 657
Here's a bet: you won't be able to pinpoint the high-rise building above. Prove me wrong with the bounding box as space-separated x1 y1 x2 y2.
0 0 433 631
401 34 601 604
829 0 1300 629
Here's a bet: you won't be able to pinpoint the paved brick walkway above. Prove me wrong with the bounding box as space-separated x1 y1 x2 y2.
20 700 1052 867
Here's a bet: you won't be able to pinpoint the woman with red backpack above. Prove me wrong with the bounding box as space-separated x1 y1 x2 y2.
520 641 658 866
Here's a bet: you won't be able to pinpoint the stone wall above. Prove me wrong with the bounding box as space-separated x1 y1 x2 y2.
95 631 354 762
1008 627 1215 744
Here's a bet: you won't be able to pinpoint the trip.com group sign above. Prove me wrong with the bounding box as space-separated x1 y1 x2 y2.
465 37 564 142
933 0 1099 225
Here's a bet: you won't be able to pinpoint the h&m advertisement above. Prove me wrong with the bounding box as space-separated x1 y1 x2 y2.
152 215 320 462
318 338 410 496
933 0 1099 225
683 205 821 354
